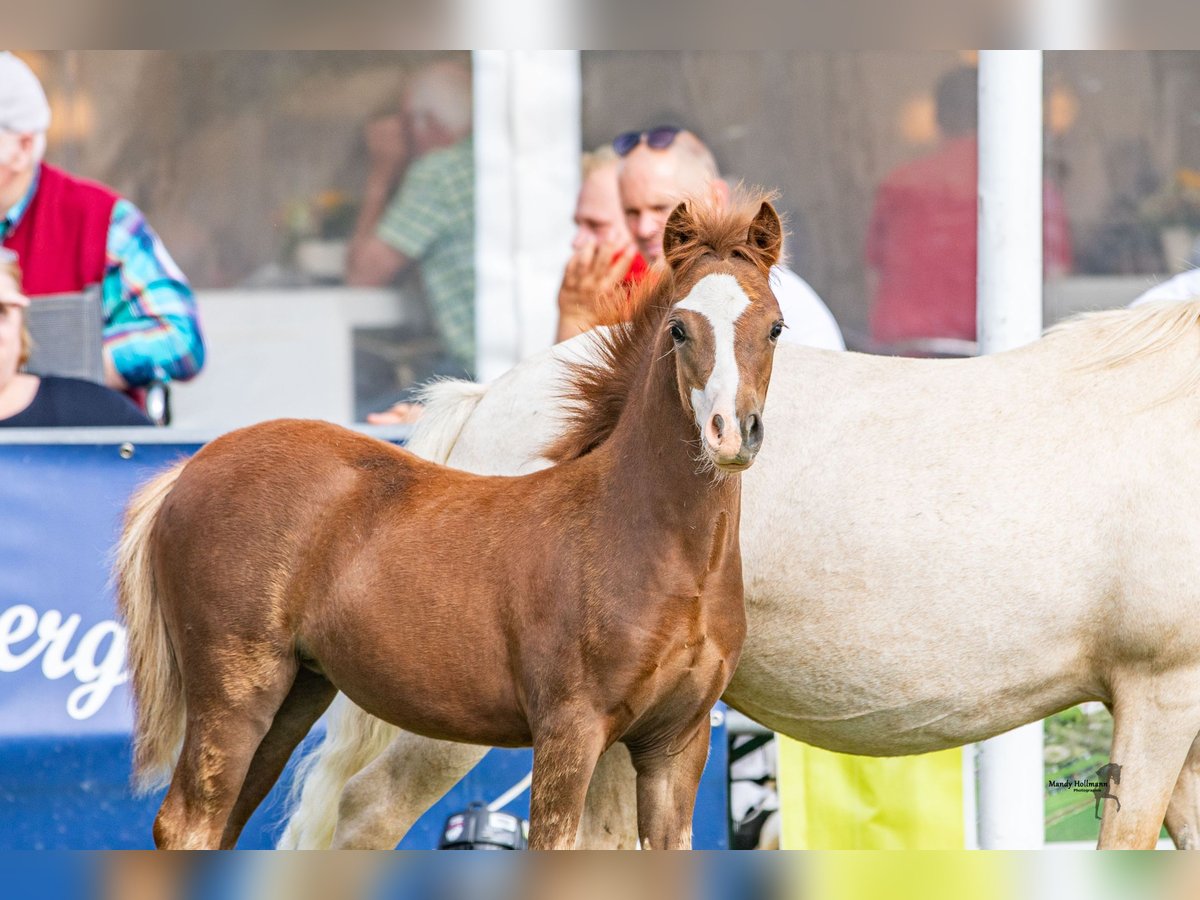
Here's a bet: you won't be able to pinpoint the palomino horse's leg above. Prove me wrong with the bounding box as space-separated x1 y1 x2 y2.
629 724 711 850
576 743 640 849
1164 729 1200 849
328 735 637 849
219 666 338 849
527 720 608 850
153 649 301 850
1099 677 1200 849
331 733 491 849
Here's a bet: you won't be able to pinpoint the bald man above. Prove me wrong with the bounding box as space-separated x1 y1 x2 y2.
347 59 475 376
618 129 844 351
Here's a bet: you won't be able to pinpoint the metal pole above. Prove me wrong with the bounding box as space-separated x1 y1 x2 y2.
974 49 1046 850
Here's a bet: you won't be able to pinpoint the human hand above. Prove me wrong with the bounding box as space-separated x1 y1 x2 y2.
364 113 409 174
557 241 637 321
366 401 425 426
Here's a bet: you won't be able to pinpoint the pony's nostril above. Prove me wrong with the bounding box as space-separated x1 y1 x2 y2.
745 413 763 450
712 414 725 440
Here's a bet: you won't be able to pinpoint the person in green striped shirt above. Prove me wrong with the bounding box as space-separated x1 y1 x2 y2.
346 59 475 388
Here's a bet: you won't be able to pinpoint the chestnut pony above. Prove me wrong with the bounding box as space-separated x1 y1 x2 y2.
114 196 786 850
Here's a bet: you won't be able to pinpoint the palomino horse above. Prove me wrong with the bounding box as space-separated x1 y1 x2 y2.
282 298 1200 851
114 196 787 850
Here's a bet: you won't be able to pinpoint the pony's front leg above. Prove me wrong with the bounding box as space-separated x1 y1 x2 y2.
1099 675 1200 849
629 723 711 850
527 718 608 850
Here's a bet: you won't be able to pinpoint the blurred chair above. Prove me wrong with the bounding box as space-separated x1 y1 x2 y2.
24 287 105 383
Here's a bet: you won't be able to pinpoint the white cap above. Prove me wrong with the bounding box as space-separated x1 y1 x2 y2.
0 52 50 133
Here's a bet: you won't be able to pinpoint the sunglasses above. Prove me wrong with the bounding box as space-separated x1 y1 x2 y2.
612 126 682 157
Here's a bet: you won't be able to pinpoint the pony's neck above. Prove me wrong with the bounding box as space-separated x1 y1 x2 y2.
598 330 739 521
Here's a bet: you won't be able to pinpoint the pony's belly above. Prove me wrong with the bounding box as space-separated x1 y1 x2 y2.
724 655 1098 756
313 649 534 748
357 696 532 748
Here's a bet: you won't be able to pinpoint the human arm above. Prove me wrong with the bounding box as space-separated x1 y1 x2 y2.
102 200 205 390
346 114 416 286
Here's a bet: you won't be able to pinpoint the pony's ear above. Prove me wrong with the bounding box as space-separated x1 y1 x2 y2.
746 201 782 270
662 201 697 270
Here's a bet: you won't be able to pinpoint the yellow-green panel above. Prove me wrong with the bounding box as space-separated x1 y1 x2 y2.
778 736 965 849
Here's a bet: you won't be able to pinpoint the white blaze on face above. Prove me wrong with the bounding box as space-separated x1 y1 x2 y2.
675 273 752 459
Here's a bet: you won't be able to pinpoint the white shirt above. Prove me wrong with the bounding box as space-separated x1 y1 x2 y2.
770 266 845 351
1130 268 1200 307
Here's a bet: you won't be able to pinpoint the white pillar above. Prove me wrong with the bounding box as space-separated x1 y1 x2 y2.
472 51 580 382
974 49 1046 851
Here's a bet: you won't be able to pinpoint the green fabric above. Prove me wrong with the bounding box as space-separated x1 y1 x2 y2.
779 736 965 849
378 137 475 372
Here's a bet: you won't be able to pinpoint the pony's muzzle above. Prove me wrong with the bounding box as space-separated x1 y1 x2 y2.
705 410 763 470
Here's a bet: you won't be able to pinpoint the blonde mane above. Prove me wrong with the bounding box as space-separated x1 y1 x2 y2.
1048 297 1200 402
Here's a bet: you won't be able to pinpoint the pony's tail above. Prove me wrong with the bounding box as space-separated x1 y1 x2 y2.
114 461 188 795
405 379 489 463
276 696 401 849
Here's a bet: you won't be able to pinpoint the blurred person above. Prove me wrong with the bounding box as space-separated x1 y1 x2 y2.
369 144 646 424
555 145 647 343
368 127 844 426
0 250 151 427
866 65 1073 346
616 126 845 351
0 51 204 399
347 58 474 386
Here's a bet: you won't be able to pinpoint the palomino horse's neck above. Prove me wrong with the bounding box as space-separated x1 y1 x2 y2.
596 325 740 522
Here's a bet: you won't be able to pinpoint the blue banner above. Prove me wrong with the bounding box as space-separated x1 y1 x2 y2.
0 437 728 849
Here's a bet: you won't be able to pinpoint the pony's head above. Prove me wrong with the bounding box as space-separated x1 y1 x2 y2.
660 196 784 472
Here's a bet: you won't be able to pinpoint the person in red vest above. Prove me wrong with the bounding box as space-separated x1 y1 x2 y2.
0 52 204 396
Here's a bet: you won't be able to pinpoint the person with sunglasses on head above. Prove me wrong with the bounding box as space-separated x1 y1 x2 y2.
0 52 204 408
615 126 844 351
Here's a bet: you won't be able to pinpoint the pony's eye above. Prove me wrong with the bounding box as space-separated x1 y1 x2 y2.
769 321 784 341
670 322 687 344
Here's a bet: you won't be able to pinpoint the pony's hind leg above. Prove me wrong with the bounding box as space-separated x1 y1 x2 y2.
1165 728 1200 849
153 646 301 850
331 733 490 849
1099 675 1200 849
577 743 639 849
629 724 711 850
527 717 608 850
219 666 338 849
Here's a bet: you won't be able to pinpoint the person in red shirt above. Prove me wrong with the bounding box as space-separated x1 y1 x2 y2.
866 66 1073 347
